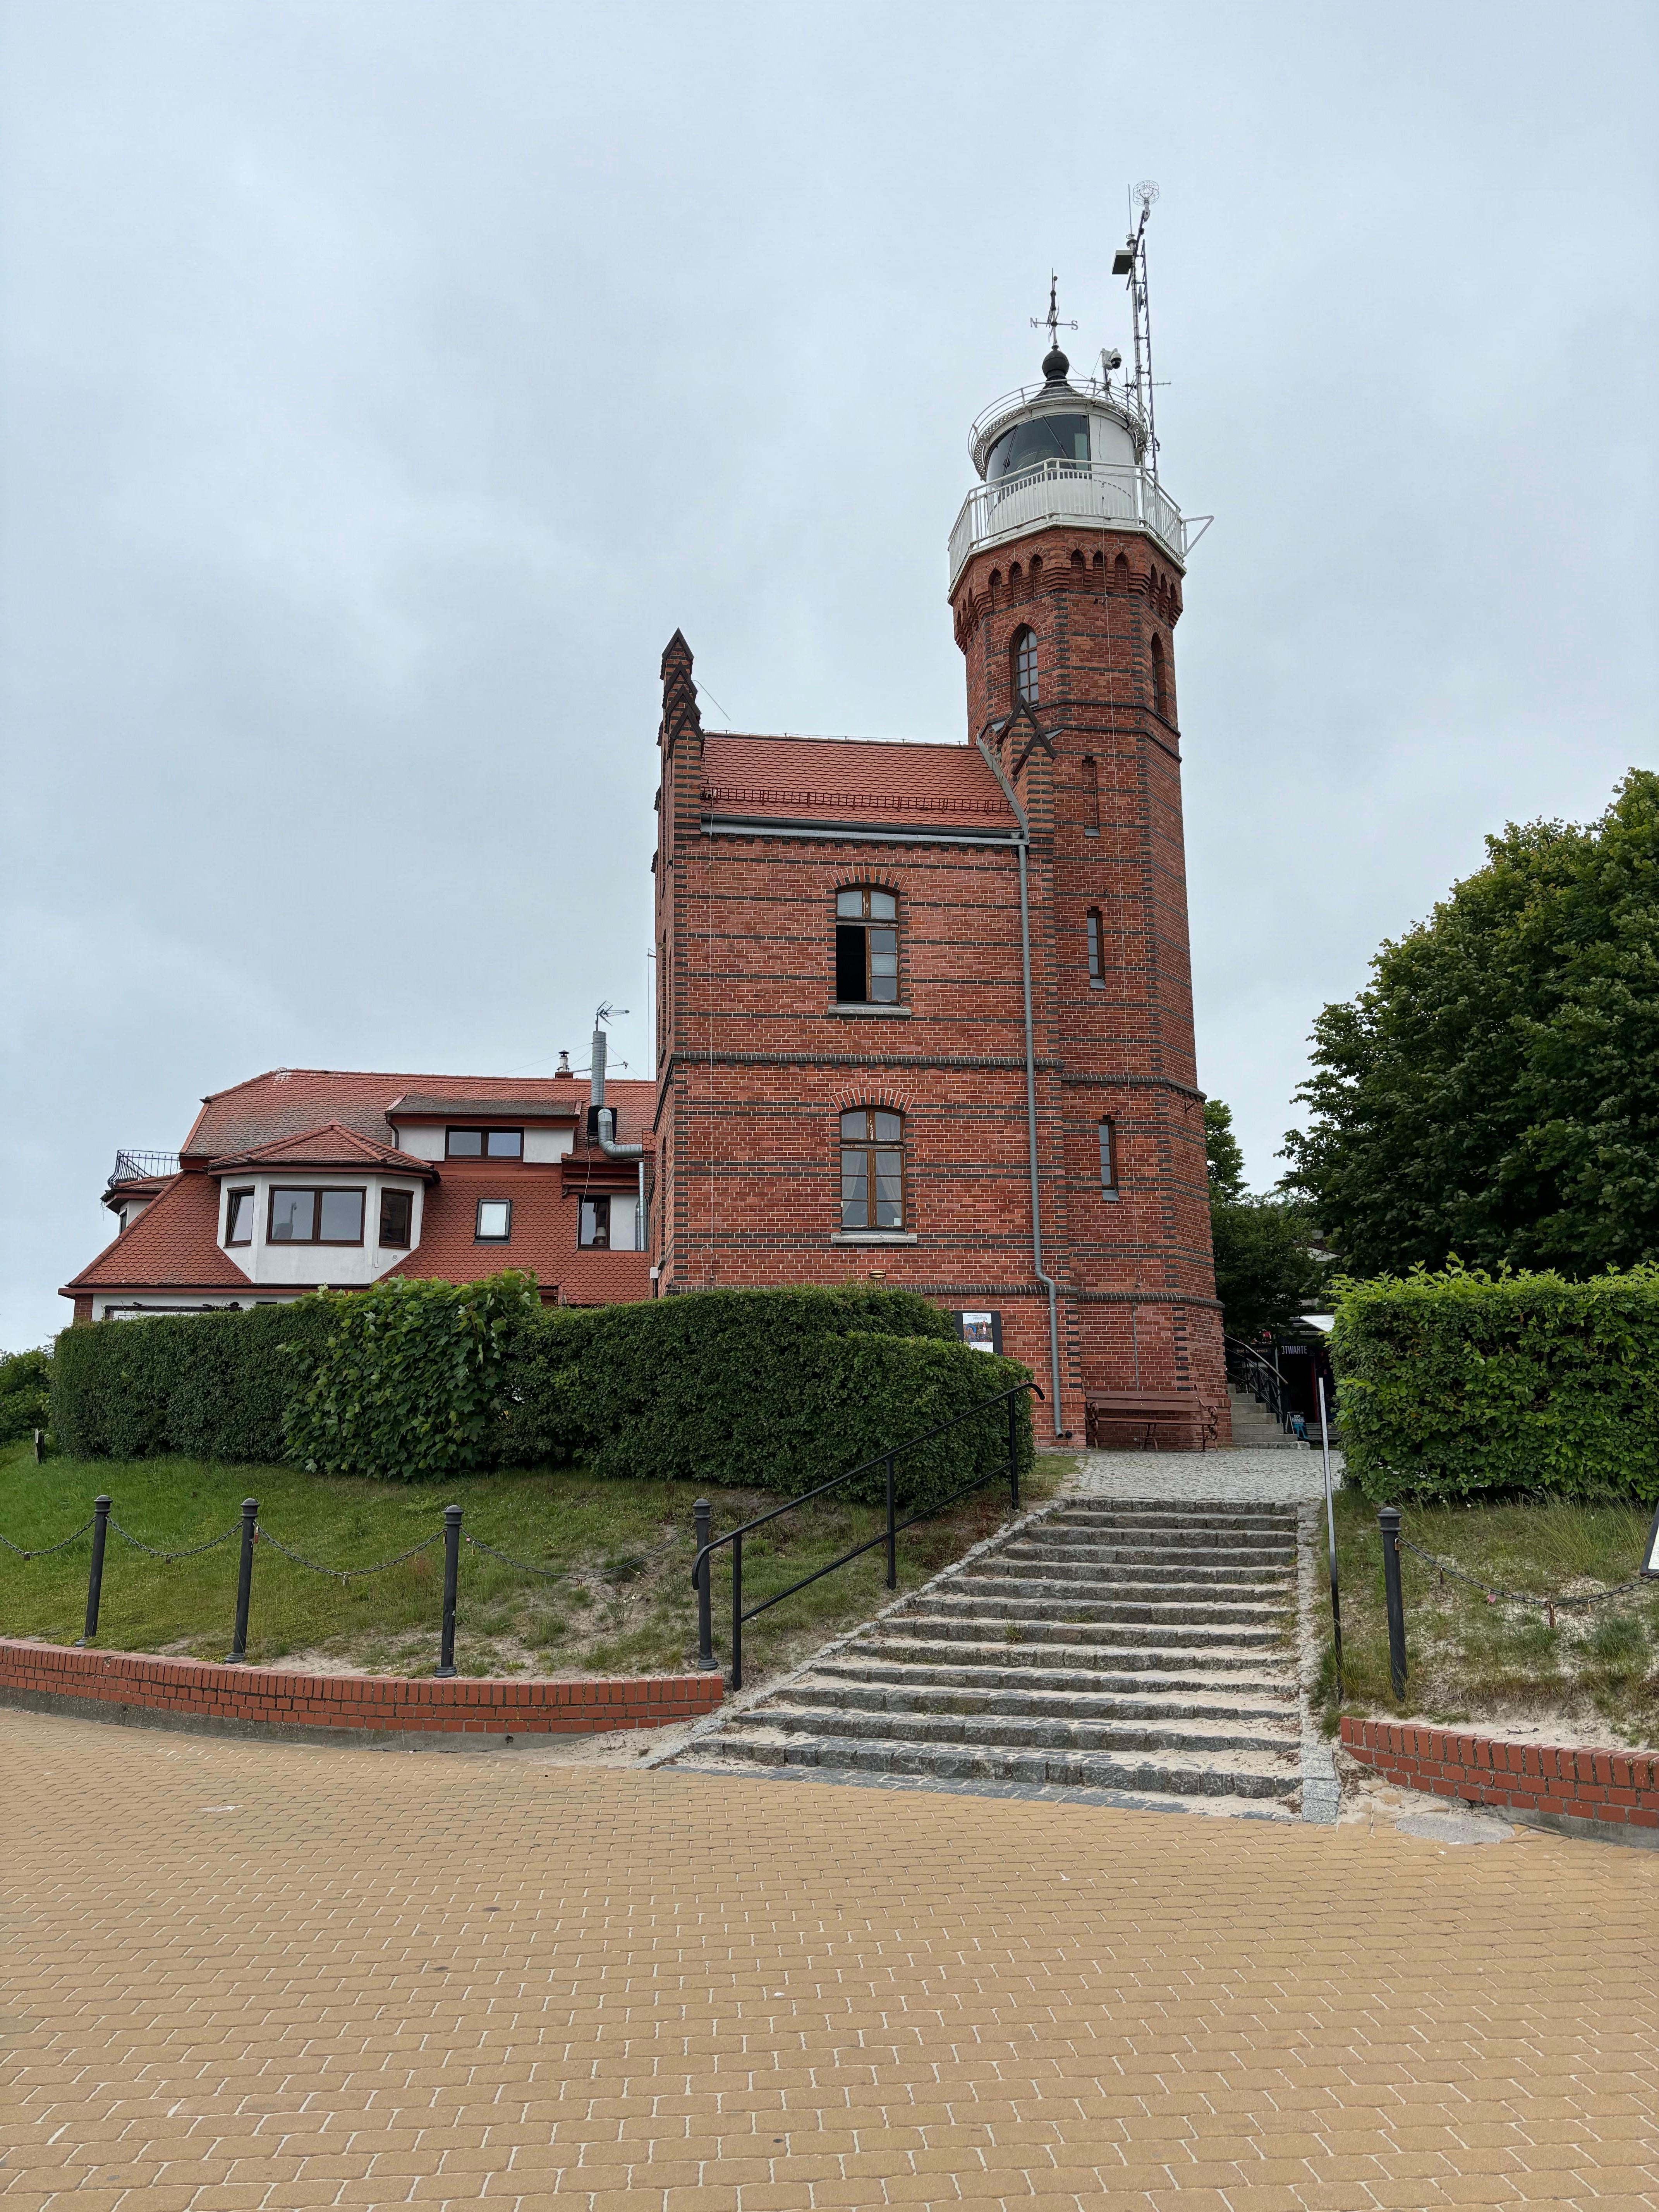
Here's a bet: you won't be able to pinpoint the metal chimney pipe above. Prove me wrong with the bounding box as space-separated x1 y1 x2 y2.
590 1024 607 1113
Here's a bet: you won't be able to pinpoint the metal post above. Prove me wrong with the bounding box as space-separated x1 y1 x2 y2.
226 1498 258 1663
1007 1391 1021 1511
436 1504 462 1679
1318 1377 1342 1700
884 1455 897 1591
33 1428 44 1465
77 1495 111 1646
1379 1503 1407 1702
730 1532 744 1692
694 1498 714 1669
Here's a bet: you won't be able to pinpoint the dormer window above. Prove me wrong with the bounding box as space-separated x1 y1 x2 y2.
835 888 899 1005
225 1189 255 1246
447 1128 522 1159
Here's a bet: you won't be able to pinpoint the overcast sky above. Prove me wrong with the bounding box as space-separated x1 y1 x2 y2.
3 1 1654 1348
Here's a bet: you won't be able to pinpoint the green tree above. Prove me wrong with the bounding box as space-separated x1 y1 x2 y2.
0 1347 52 1442
1205 1098 1328 1338
1282 769 1659 1278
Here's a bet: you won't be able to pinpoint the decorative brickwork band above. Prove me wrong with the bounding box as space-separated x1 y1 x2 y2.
1340 1716 1659 1835
0 1639 722 1741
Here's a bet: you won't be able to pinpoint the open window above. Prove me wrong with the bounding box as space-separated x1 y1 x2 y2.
840 1107 905 1230
835 887 899 1004
224 1188 256 1246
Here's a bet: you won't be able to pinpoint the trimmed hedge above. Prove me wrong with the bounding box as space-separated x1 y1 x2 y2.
498 1287 1029 1505
0 1348 52 1443
52 1281 1032 1504
1330 1263 1659 1503
51 1301 337 1465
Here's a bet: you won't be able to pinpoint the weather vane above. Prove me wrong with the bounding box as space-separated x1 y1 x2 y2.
1030 272 1078 354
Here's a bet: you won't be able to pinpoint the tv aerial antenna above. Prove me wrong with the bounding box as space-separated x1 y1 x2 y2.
1112 179 1162 486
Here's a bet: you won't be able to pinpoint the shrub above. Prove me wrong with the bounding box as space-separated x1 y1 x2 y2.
0 1347 52 1443
284 1273 542 1479
51 1301 337 1463
499 1285 1027 1504
1330 1262 1659 1504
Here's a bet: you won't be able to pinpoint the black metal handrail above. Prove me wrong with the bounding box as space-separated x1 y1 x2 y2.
1223 1334 1292 1434
689 1381 1042 1688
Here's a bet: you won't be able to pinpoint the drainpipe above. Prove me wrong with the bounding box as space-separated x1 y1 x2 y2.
977 730 1066 1440
590 1012 645 1251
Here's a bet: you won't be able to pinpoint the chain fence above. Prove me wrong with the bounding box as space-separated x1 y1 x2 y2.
0 1515 97 1561
111 1517 241 1563
253 1525 446 1582
1398 1532 1648 1628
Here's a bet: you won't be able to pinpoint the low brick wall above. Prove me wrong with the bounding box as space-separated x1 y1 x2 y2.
0 1638 722 1746
1342 1717 1659 1839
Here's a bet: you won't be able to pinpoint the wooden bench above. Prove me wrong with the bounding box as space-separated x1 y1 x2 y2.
1084 1391 1218 1452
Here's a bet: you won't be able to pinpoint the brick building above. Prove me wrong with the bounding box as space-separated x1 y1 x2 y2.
652 334 1228 1446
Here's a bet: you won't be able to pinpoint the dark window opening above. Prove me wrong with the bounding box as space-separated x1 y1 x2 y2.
835 886 899 1004
380 1188 414 1247
447 1127 523 1159
840 1107 905 1230
225 1189 255 1246
1099 1119 1118 1191
1087 909 1104 983
579 1195 610 1249
1011 626 1038 708
475 1199 512 1242
268 1187 365 1245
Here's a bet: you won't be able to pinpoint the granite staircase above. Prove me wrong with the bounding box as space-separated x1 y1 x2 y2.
675 1499 1306 1817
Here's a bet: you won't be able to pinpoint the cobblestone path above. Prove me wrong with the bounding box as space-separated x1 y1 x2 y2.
3 1707 1654 2210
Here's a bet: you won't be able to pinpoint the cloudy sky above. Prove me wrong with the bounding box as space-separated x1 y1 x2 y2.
3 1 1654 1348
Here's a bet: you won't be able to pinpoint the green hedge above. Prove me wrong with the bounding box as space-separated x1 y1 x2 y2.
52 1281 1031 1504
498 1286 1028 1506
51 1301 337 1465
0 1348 52 1443
1330 1263 1659 1503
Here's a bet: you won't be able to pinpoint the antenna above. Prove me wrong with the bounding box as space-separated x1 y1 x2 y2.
1111 180 1162 488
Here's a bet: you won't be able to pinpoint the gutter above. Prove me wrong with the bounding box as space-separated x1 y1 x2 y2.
975 730 1067 1439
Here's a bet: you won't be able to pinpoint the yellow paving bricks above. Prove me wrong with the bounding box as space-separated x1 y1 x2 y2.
2 1709 1656 2210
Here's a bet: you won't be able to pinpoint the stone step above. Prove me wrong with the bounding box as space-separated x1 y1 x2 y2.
858 1634 1290 1678
816 1653 1297 1699
929 1583 1291 1627
714 1700 1300 1761
886 1611 1287 1652
992 1548 1293 1584
1047 1510 1298 1536
786 1677 1298 1728
690 1730 1300 1801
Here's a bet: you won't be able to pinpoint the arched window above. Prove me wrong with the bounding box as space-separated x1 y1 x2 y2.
1098 1118 1118 1194
1150 633 1168 719
1011 626 1038 709
841 1107 905 1230
1087 908 1104 984
835 886 899 1005
1082 755 1100 835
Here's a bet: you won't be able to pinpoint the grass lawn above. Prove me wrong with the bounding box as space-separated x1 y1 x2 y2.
1316 1487 1659 1745
0 1441 1074 1686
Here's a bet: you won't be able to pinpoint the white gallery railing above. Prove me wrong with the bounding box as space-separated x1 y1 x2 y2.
948 459 1188 584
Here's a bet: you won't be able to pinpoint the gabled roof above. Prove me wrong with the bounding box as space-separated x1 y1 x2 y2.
206 1121 438 1178
63 1174 251 1295
700 734 1017 831
182 1068 650 1159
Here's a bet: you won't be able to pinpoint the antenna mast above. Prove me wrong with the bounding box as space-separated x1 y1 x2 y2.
1113 180 1161 488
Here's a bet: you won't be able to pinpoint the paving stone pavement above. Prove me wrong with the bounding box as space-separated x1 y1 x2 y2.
1074 1449 1343 1507
5 1709 1657 2211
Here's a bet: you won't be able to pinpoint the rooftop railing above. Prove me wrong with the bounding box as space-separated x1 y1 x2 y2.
108 1151 180 1188
948 457 1188 586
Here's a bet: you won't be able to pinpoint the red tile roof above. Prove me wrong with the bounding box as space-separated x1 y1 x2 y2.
63 1174 251 1294
207 1122 439 1177
182 1069 649 1159
385 1160 650 1305
700 735 1016 830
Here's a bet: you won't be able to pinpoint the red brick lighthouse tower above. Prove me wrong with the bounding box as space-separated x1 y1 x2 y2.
943 256 1227 1442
